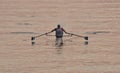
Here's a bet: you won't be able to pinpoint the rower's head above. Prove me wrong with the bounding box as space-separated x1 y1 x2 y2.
57 24 61 28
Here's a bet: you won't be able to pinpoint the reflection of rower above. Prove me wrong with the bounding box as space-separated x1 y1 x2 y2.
50 24 68 45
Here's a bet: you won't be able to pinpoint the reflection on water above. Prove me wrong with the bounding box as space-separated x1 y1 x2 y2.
84 41 88 45
31 39 88 55
55 41 88 54
56 45 63 54
31 41 89 46
31 42 35 46
56 48 63 54
31 40 63 54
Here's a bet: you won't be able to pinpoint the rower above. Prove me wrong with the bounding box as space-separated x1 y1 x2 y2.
50 24 68 45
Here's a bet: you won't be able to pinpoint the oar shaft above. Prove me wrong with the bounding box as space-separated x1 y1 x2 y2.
67 32 88 40
35 32 52 38
31 32 52 41
35 33 46 38
71 33 84 37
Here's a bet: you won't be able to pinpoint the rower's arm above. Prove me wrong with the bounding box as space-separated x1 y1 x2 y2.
62 28 68 34
51 28 56 32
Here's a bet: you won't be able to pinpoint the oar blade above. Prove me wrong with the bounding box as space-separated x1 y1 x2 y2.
84 36 88 40
31 37 35 40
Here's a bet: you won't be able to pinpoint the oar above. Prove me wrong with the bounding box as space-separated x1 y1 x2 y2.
67 33 88 40
31 32 51 41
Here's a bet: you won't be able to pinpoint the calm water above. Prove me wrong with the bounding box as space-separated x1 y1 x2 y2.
0 0 120 73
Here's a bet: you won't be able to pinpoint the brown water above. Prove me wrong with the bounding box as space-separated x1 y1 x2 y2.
0 0 120 73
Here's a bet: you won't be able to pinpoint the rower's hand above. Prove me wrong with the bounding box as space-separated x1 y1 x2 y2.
70 33 73 36
45 32 52 35
45 33 48 35
66 32 73 36
65 32 69 34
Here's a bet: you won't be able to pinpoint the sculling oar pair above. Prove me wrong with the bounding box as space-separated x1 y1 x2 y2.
31 32 88 45
66 33 88 40
31 32 88 41
31 32 51 41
